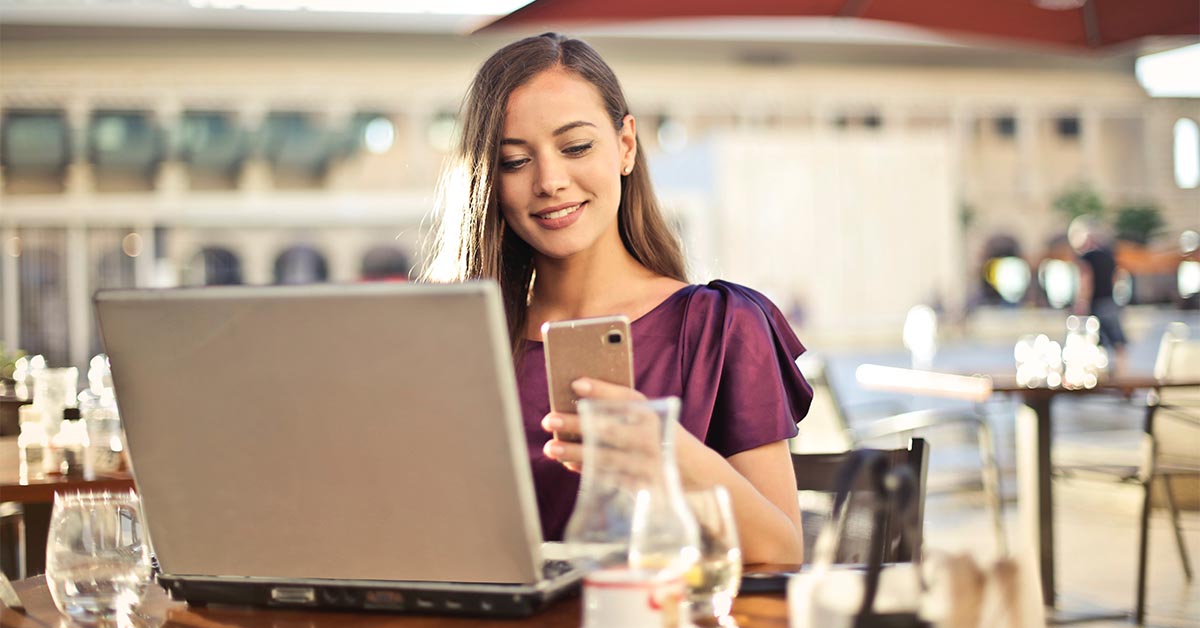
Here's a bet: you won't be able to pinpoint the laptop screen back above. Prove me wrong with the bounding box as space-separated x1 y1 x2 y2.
95 282 543 584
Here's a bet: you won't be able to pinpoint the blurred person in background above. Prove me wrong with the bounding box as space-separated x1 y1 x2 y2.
422 33 812 563
1069 215 1128 369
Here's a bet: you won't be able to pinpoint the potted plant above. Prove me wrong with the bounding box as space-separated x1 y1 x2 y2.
1113 203 1166 245
0 341 26 397
1052 182 1105 223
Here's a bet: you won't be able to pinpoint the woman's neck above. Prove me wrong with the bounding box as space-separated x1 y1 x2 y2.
531 241 652 321
522 223 688 340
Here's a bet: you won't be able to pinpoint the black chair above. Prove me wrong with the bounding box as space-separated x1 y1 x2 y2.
792 438 929 564
815 359 1006 556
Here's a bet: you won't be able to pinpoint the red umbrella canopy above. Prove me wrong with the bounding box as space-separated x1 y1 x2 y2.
481 0 1199 51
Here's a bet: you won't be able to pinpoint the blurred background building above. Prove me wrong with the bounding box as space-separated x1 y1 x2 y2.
0 0 1197 372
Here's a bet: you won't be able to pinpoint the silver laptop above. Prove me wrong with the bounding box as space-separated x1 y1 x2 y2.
94 281 581 617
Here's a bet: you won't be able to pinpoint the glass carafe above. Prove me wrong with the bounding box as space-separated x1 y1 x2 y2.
564 396 699 579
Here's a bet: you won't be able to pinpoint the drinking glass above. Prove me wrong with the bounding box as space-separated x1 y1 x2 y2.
45 491 152 626
684 485 743 627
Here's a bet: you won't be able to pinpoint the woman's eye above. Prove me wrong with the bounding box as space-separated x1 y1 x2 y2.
500 157 529 171
564 142 594 156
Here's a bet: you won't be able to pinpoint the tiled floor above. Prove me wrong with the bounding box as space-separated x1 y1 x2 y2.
923 479 1199 627
812 312 1200 627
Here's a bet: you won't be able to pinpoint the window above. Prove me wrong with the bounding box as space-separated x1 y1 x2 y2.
361 245 411 281
1174 117 1199 189
831 112 882 131
273 245 328 285
994 116 1017 138
186 247 242 286
1 110 70 191
180 111 245 188
1055 116 1080 139
426 111 459 153
89 111 163 189
262 112 331 185
16 229 70 367
342 112 395 156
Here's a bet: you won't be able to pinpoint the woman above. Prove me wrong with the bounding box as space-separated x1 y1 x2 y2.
423 33 812 564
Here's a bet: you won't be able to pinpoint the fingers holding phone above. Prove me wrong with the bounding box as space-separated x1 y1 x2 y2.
541 412 584 471
541 405 658 481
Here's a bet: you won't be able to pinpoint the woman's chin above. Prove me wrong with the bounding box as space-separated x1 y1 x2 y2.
533 240 593 263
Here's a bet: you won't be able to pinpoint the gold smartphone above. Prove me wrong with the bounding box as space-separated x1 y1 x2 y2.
541 315 634 442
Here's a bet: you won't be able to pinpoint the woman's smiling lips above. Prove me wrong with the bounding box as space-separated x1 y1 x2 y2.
533 201 587 230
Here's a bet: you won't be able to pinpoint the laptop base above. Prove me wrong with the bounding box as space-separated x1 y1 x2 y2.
158 574 581 618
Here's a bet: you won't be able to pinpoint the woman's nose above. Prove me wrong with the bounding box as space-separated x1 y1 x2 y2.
533 159 569 196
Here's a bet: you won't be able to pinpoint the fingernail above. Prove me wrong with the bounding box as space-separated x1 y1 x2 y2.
543 415 563 431
544 441 564 459
571 379 592 394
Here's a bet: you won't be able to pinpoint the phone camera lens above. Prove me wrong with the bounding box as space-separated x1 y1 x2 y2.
606 331 623 344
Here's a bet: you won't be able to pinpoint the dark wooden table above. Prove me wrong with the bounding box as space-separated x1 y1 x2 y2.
988 373 1200 619
0 575 792 627
0 436 136 578
0 396 26 438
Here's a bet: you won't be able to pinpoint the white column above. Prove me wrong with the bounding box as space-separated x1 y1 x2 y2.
811 100 839 140
321 104 355 192
1142 103 1170 194
134 222 157 288
236 104 271 194
405 106 434 187
1 228 19 350
880 102 905 136
64 99 94 199
949 105 974 199
170 230 197 287
948 105 975 322
325 229 362 283
239 231 274 286
1080 106 1103 186
66 225 89 371
154 100 188 199
1016 104 1040 200
0 104 5 194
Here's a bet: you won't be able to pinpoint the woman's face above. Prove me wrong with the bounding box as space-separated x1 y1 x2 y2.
497 67 636 262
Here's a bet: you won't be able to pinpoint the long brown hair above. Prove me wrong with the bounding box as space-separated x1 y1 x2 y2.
421 33 686 355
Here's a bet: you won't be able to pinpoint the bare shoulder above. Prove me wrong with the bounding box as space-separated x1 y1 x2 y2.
623 276 689 321
652 276 690 301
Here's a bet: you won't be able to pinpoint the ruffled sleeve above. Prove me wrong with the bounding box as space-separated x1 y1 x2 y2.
677 280 813 457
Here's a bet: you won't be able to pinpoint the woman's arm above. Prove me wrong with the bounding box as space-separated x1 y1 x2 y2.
542 377 804 564
677 436 804 564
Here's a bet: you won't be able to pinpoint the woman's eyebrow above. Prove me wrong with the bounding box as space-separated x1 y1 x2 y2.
500 120 597 146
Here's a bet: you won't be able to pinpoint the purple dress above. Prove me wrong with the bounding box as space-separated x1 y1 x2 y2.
516 280 813 540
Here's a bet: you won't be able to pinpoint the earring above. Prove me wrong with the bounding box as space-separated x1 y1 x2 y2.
622 165 632 175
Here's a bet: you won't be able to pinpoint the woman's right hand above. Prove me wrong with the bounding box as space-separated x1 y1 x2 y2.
541 378 661 480
541 411 585 473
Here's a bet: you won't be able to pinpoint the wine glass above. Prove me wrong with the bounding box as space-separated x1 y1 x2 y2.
45 491 152 626
684 485 743 627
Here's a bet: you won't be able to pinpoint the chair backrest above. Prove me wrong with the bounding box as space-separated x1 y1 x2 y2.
1152 322 1190 381
1152 329 1200 464
791 438 929 565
